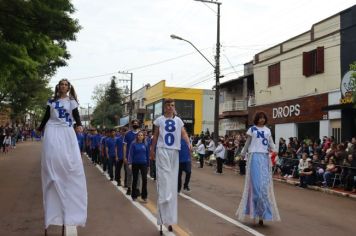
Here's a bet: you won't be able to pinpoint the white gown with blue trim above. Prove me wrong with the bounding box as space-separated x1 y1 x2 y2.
41 97 87 228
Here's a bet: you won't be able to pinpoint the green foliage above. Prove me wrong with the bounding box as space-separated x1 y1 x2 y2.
0 0 81 121
91 77 124 128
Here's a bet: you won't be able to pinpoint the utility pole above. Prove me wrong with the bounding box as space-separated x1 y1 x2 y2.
118 71 133 126
194 0 222 144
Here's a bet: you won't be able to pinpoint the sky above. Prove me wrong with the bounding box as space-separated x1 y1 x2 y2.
53 0 356 106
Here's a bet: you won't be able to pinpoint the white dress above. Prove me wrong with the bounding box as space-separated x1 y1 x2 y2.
153 115 184 225
41 97 87 228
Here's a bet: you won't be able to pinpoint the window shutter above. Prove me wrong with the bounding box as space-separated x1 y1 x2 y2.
316 47 324 73
303 52 311 77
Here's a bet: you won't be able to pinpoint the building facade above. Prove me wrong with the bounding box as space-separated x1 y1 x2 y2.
219 61 254 136
249 5 356 144
144 80 214 135
121 84 150 126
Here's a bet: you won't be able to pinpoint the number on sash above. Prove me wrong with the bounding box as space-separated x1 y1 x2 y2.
164 120 176 146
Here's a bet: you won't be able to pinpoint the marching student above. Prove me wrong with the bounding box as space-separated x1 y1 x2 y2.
123 119 141 195
150 98 191 234
37 79 87 236
106 129 118 181
128 131 149 202
178 139 192 193
75 126 85 153
214 138 226 174
115 129 124 186
236 111 280 226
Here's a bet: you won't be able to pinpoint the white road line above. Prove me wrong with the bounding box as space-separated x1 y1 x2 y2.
179 193 265 236
66 226 78 236
90 157 175 236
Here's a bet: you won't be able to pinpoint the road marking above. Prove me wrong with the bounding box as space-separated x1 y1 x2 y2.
90 158 179 236
66 226 77 236
179 193 265 236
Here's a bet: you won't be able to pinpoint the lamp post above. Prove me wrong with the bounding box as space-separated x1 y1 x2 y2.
118 71 133 126
171 0 221 144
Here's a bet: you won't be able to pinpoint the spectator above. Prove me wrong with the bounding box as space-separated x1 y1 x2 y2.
322 158 337 187
298 152 309 175
343 154 356 192
299 159 316 188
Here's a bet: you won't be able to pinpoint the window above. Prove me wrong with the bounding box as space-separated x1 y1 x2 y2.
303 47 324 77
268 62 280 87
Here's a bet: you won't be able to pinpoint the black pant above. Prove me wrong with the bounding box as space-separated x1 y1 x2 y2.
216 157 223 173
178 162 191 192
132 164 148 199
116 159 126 183
149 159 156 179
238 160 246 175
102 153 108 172
91 147 99 163
199 154 205 168
108 157 117 180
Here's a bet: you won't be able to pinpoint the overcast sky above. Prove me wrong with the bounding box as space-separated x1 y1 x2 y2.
53 0 356 106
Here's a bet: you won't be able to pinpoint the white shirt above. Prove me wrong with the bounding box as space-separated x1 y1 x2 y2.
196 143 206 155
246 125 274 153
207 140 215 151
214 143 225 159
46 97 78 127
154 115 184 150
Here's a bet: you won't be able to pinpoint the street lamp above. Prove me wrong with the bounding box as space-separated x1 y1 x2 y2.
171 1 222 144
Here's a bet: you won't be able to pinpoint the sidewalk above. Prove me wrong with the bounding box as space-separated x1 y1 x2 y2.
210 160 356 200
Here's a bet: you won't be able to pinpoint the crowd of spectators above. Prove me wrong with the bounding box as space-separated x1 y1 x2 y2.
190 130 356 193
0 124 38 154
276 136 356 192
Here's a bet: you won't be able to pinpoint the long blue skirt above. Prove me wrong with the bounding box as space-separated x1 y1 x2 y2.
236 153 280 221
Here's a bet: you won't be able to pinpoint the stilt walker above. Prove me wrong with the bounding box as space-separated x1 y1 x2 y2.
150 98 192 234
236 111 280 225
37 79 87 235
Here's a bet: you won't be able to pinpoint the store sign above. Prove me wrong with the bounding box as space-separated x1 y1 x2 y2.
272 104 300 118
182 119 194 124
340 70 356 104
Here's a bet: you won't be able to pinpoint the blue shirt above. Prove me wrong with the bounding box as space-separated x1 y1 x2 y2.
129 142 149 165
179 140 191 163
116 136 124 160
76 133 84 150
124 130 138 157
106 137 116 158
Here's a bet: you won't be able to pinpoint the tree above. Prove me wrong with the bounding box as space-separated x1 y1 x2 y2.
91 77 124 128
0 0 81 119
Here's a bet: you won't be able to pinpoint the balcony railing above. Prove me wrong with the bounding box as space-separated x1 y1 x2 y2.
221 100 247 112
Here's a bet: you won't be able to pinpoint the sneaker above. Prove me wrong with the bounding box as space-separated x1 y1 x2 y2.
184 187 191 192
141 198 147 203
110 178 113 181
117 182 121 186
132 197 137 201
126 188 131 195
168 225 173 232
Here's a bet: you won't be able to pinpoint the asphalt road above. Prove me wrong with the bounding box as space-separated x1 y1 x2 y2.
1 142 356 236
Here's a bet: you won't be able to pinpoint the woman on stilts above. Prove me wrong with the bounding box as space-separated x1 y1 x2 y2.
236 111 280 225
37 79 87 235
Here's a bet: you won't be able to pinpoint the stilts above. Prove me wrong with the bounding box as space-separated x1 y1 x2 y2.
62 225 65 236
44 229 48 236
159 225 163 235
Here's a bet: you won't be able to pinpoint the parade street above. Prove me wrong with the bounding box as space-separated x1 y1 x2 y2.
1 142 356 236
